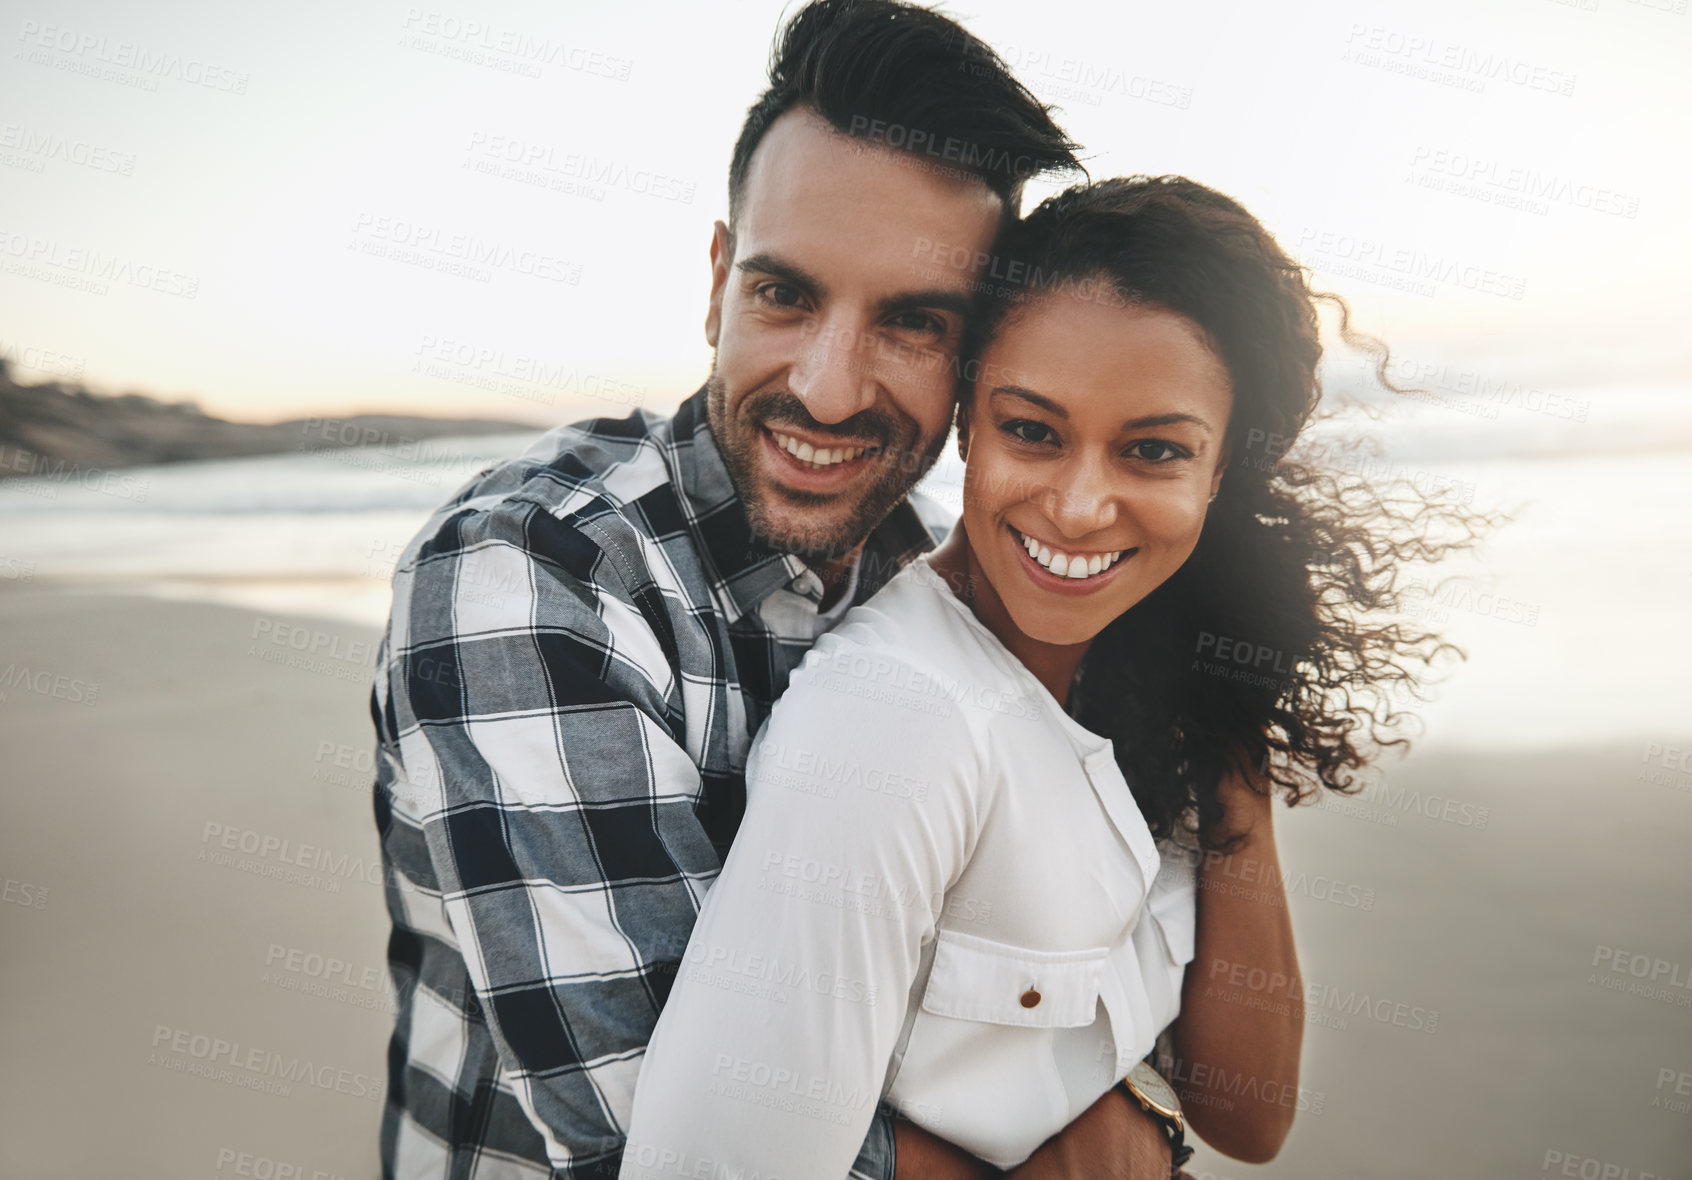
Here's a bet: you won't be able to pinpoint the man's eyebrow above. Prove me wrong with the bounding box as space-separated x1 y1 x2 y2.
990 386 1215 433
736 252 824 298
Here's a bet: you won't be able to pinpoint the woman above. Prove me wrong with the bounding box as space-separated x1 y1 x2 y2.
619 176 1470 1178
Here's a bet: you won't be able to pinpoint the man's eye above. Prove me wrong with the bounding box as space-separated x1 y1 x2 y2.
1003 419 1055 445
756 283 805 309
1128 439 1187 463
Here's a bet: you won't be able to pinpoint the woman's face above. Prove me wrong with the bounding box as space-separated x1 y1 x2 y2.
960 291 1234 647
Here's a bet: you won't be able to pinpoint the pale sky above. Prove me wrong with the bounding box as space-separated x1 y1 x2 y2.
1 0 1687 424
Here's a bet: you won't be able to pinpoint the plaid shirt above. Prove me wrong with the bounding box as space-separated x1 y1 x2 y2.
370 388 945 1179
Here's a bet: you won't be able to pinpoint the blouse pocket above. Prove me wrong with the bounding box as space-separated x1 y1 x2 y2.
919 927 1110 1029
1145 838 1199 968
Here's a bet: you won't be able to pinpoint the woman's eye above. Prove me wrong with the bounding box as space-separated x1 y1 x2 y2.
1127 439 1187 463
888 310 945 337
1003 419 1055 445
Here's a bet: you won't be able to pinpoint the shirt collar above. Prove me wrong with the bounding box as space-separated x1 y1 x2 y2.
668 386 941 625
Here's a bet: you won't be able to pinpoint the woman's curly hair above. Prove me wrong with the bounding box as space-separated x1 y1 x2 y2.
966 175 1490 851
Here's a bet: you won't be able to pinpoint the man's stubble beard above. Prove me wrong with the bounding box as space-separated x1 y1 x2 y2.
705 364 949 564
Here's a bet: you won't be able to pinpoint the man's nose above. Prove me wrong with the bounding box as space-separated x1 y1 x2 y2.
789 316 878 425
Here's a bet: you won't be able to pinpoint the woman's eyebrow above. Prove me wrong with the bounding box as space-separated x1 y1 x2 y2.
1123 412 1212 433
990 388 1214 434
990 385 1065 417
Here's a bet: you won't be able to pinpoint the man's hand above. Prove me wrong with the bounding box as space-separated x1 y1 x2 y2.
893 1117 1002 1179
1006 1085 1172 1180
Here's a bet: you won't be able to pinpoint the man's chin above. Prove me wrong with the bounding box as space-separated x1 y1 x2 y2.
745 503 867 564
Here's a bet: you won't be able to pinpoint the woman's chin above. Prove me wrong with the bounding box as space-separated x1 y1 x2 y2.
1003 605 1104 650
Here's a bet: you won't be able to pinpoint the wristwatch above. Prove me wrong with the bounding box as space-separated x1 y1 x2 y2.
1116 1060 1194 1177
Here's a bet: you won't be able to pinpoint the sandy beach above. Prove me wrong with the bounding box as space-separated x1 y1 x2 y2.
1 584 1687 1178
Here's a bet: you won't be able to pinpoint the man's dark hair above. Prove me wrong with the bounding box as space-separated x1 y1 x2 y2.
727 0 1080 228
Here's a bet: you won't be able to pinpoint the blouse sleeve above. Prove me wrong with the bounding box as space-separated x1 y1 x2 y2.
618 637 988 1179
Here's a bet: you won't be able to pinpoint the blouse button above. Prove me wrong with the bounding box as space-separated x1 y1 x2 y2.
1020 987 1041 1008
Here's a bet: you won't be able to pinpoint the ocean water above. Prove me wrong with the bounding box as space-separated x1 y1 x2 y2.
1 391 1687 751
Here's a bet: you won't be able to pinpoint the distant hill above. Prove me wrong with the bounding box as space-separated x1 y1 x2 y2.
0 360 535 478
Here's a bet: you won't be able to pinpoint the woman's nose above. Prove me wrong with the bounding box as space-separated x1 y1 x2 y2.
1041 462 1119 539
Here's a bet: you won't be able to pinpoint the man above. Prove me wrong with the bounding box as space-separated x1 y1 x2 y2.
370 2 1179 1176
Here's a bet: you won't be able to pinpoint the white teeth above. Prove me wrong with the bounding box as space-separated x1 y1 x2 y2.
1015 529 1128 581
771 431 867 467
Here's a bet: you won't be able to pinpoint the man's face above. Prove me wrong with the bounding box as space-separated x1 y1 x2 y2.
705 108 1003 562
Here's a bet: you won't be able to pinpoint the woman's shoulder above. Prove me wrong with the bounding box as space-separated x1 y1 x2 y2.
797 556 1037 720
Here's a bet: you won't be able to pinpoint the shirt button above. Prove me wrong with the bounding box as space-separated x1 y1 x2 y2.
1020 988 1041 1008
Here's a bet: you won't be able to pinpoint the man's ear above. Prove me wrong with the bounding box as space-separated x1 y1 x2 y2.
955 400 972 461
705 220 732 349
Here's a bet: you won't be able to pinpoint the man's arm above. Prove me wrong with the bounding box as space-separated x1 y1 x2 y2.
380 501 899 1177
891 1086 1175 1180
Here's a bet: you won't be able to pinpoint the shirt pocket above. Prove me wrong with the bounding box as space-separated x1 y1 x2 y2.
920 927 1111 1029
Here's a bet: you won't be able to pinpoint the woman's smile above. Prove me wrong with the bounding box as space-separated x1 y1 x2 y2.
1006 524 1137 595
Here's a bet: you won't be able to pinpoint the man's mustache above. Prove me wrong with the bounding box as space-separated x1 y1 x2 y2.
744 390 897 448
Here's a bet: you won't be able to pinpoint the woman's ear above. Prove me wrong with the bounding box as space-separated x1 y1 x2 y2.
1210 437 1232 501
955 401 972 462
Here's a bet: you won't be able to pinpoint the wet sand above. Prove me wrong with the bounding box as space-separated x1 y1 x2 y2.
0 589 1687 1179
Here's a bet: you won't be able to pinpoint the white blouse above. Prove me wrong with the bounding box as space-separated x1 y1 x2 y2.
620 553 1197 1177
